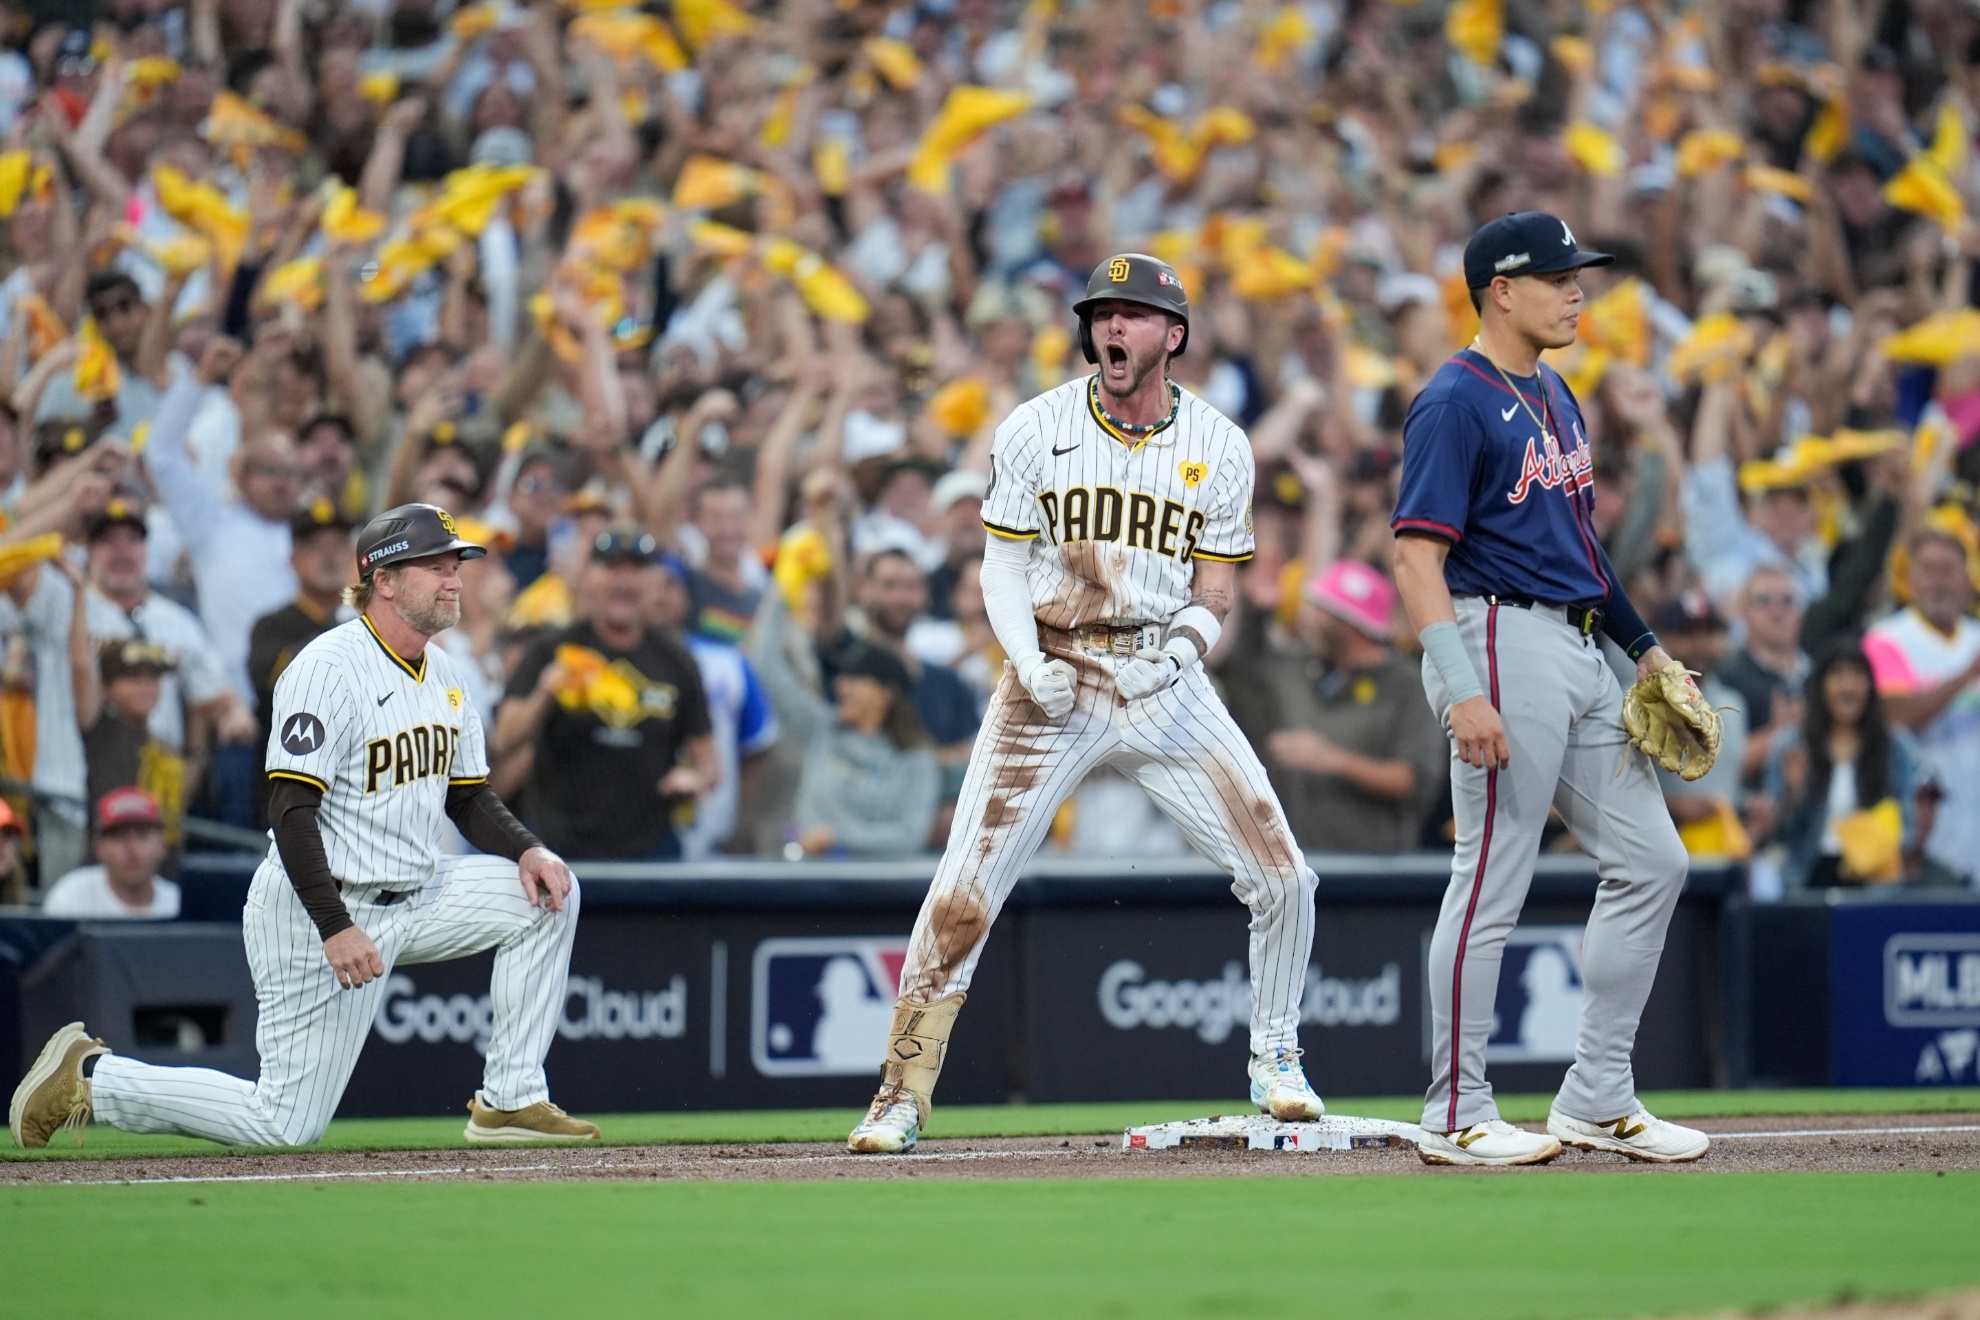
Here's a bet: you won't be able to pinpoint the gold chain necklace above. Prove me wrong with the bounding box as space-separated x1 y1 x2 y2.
1471 338 1556 444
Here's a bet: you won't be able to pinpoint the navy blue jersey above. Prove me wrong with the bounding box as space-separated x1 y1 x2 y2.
1392 348 1611 607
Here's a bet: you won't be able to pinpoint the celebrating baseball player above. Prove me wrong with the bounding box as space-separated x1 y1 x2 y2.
849 254 1322 1154
1391 213 1719 1167
11 505 597 1149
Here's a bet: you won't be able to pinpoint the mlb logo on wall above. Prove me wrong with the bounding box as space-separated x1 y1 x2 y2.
1484 926 1585 1064
1885 933 1980 1083
751 937 909 1077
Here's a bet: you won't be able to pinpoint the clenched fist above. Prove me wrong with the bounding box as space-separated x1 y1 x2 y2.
1014 653 1077 721
1114 648 1181 701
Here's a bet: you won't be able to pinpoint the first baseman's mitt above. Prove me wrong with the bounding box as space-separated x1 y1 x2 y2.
1622 662 1724 781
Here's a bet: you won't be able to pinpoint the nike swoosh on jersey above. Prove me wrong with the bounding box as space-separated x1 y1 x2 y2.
1051 443 1080 456
1500 404 1519 422
377 693 394 706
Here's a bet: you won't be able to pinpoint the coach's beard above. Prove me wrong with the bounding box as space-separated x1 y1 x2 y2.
398 595 462 636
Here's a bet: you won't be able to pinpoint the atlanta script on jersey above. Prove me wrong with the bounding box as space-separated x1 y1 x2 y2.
980 379 1255 630
264 615 490 889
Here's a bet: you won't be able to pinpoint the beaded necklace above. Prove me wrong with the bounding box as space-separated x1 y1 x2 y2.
1088 375 1180 446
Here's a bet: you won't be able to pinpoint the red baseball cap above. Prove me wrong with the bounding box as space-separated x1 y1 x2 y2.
96 786 163 833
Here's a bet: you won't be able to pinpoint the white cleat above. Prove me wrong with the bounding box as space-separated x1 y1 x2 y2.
1417 1119 1563 1167
847 1086 921 1154
1248 1047 1325 1122
1547 1107 1709 1163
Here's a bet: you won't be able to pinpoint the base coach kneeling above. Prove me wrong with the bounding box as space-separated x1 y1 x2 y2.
11 504 598 1148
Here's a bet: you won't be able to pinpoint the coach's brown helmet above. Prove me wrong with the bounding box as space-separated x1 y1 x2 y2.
354 503 486 580
1072 254 1190 363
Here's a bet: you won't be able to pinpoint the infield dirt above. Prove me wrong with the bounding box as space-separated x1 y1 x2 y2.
8 1110 1976 1186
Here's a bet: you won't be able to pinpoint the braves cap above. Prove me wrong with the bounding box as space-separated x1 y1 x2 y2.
354 503 486 580
1463 212 1614 289
96 786 163 833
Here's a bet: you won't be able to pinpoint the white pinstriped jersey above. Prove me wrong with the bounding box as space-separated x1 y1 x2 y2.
263 616 490 890
980 377 1255 631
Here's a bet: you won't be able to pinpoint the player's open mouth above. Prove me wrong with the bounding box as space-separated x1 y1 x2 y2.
1104 344 1128 370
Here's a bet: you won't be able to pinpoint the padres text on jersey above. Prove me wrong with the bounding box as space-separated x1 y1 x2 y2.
263 614 490 889
980 379 1255 631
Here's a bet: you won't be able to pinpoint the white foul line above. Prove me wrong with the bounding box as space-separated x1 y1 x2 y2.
15 1123 1980 1187
21 1146 1093 1187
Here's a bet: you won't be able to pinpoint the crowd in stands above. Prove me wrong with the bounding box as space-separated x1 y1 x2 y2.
0 0 1976 914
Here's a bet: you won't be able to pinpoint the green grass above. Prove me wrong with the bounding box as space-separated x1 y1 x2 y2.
7 1087 1978 1162
3 1173 1976 1319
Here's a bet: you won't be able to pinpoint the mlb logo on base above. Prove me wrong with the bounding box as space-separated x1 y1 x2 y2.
1484 926 1586 1064
752 937 910 1077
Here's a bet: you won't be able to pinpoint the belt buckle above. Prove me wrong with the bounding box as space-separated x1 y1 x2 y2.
1110 630 1136 658
1580 609 1600 637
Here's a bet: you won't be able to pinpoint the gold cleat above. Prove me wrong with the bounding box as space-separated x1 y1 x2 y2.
10 1022 110 1148
464 1096 601 1143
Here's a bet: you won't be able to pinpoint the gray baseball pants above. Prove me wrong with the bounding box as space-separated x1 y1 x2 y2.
1419 597 1688 1133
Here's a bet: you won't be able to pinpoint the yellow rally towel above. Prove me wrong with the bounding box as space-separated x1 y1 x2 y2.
1117 106 1254 184
74 318 122 403
672 155 760 211
321 178 387 245
1677 798 1752 860
1835 798 1903 883
0 533 66 589
1668 311 1756 384
1561 122 1624 176
151 163 250 274
0 150 50 218
909 87 1031 194
1675 128 1744 177
929 378 991 437
263 257 323 311
1880 310 1980 366
862 37 921 89
1444 0 1502 66
772 524 834 622
1883 155 1966 231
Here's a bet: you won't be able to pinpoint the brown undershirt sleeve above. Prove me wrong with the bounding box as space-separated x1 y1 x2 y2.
266 776 352 941
444 779 543 862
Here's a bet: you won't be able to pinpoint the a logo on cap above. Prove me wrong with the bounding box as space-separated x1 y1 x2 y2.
366 539 410 565
1108 257 1131 282
1494 252 1531 273
1561 221 1576 247
1156 271 1178 287
436 508 458 536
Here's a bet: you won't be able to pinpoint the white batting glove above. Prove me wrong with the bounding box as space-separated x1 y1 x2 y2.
1115 647 1183 701
1014 653 1077 721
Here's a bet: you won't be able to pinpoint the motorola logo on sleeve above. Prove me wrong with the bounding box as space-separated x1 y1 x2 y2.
280 713 326 755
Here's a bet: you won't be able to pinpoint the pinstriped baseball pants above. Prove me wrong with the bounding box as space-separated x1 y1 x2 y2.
900 644 1317 1058
1420 597 1688 1133
91 854 580 1147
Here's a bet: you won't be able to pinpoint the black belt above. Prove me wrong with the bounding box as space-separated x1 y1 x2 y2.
1481 594 1605 638
342 883 409 906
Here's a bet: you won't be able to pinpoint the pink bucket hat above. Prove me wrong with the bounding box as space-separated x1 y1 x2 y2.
1304 560 1396 641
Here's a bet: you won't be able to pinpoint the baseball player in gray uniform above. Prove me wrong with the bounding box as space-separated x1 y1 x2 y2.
1392 213 1710 1165
11 505 597 1149
849 255 1322 1155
